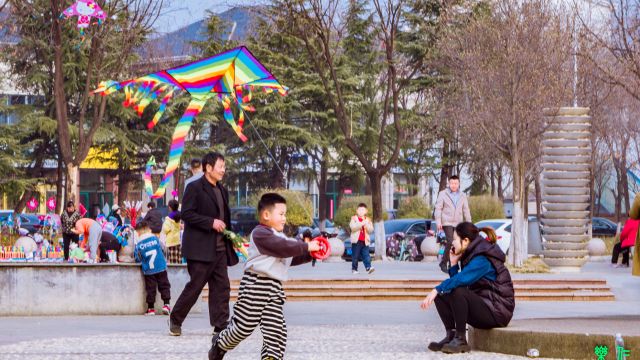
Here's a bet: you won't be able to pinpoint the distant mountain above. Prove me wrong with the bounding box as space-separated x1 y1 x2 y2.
145 7 260 58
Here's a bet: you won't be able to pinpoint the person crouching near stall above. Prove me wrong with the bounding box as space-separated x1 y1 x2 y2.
208 193 320 360
420 222 515 354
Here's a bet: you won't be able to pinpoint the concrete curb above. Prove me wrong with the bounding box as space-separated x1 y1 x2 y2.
469 326 639 360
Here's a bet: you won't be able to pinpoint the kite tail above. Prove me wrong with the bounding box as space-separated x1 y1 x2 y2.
221 95 248 142
145 98 208 199
143 157 156 197
147 89 175 130
93 80 121 95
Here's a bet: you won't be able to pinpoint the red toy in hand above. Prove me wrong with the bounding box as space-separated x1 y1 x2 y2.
310 236 331 260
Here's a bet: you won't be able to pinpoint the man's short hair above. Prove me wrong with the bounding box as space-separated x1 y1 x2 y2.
357 203 367 209
190 159 202 170
202 152 225 172
147 201 156 209
449 175 460 181
258 193 287 213
136 220 149 231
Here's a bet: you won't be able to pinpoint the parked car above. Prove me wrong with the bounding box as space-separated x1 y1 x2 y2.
343 218 435 261
475 219 512 254
0 210 43 234
230 207 259 237
297 219 339 237
592 217 619 237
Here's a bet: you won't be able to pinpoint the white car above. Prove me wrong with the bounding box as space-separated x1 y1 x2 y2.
475 219 512 254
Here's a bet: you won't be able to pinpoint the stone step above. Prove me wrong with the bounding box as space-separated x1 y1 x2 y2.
543 147 591 156
202 279 613 302
220 283 610 293
207 291 615 302
542 132 590 140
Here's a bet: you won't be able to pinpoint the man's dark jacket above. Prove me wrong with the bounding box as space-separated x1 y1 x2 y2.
181 176 239 265
143 208 163 233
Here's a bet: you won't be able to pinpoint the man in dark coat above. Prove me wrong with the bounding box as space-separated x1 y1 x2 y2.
169 152 239 337
143 202 163 235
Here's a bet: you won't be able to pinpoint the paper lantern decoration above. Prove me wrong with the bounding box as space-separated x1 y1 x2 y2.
47 197 56 212
27 198 39 212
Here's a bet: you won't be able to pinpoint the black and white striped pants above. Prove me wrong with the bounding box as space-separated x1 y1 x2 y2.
216 271 287 359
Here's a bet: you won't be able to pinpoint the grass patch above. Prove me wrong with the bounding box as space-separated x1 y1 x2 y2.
506 256 550 273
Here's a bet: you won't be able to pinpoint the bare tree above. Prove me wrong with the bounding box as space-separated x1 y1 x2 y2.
443 0 573 266
46 0 164 203
274 0 427 258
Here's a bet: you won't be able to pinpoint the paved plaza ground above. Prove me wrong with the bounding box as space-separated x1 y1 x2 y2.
0 261 638 359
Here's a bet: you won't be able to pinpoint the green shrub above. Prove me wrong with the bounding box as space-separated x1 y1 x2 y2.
250 189 313 236
468 195 504 222
334 196 388 231
397 196 432 219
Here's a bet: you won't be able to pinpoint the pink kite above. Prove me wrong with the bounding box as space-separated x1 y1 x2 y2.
60 0 107 36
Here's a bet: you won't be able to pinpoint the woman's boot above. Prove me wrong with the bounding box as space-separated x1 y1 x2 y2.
428 329 455 351
442 333 471 354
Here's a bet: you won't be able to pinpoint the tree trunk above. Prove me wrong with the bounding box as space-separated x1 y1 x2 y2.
55 158 64 214
14 189 33 215
622 152 630 215
439 138 451 192
117 173 129 205
510 154 526 267
317 153 328 231
490 163 496 197
497 165 504 200
65 163 79 204
369 172 387 261
614 164 622 221
534 176 541 220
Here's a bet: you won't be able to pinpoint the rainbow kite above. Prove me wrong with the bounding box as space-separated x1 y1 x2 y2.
94 46 288 198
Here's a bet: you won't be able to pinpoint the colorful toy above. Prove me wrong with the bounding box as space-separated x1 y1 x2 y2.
123 201 142 228
94 46 288 198
310 236 331 260
60 0 106 37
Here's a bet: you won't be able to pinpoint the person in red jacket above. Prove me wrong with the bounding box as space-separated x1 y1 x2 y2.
612 217 640 267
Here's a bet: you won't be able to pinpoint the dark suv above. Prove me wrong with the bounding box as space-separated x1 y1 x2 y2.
230 207 259 237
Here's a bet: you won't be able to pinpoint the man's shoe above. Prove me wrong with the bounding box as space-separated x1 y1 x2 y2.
428 330 455 352
352 270 359 274
208 333 226 360
367 267 375 274
168 318 181 336
441 335 471 354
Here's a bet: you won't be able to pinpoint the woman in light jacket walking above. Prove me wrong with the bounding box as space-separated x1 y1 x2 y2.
349 203 375 274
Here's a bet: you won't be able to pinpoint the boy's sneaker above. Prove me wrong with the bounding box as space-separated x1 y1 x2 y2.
209 333 226 360
145 309 156 316
168 318 182 336
367 267 375 274
352 270 359 274
162 305 171 315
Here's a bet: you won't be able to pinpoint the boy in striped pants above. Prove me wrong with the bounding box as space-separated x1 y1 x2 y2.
209 193 320 360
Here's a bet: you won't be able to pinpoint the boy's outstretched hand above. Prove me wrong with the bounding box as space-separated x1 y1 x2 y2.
307 240 321 252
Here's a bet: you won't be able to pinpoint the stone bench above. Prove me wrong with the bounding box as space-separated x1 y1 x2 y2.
0 263 198 316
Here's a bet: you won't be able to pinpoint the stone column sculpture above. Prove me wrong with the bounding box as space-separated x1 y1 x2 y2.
541 107 591 272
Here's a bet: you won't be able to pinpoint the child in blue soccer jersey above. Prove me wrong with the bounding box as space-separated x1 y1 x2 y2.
135 220 171 316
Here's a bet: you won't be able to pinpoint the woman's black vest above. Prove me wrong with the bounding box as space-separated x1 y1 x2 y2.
460 236 515 327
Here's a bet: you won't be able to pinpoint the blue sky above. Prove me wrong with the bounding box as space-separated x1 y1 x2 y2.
155 0 248 34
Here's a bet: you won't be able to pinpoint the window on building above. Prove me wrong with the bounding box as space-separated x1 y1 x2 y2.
9 95 26 106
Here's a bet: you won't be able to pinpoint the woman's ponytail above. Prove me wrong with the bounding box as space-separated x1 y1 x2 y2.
480 227 498 244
